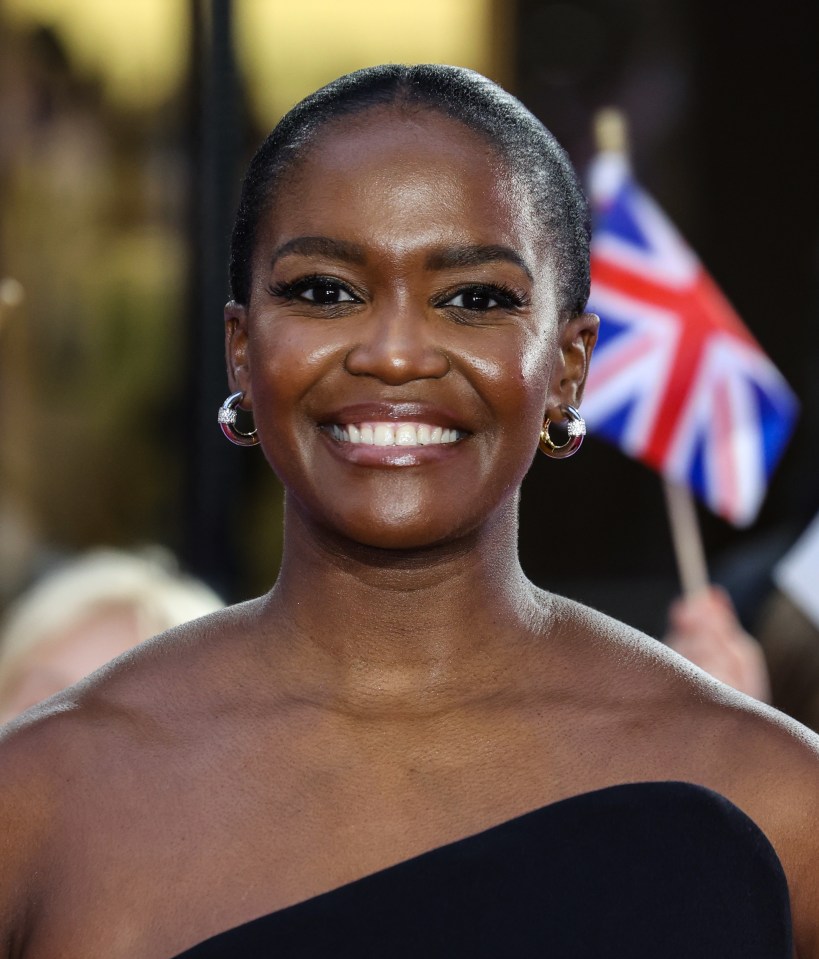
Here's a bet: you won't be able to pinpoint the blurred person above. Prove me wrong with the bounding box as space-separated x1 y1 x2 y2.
0 548 223 722
0 65 816 958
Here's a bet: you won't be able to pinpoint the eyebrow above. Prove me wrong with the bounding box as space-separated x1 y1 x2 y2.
269 236 366 269
425 245 533 281
269 237 533 281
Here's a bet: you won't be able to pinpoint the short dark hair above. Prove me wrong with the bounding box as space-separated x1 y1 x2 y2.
229 64 590 317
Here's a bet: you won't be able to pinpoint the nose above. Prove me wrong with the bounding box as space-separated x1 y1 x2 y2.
343 304 450 384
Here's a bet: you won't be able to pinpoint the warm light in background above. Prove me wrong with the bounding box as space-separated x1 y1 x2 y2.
236 0 501 127
3 0 505 118
0 0 510 599
3 0 188 109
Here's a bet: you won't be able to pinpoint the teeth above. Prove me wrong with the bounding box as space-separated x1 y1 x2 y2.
330 421 461 447
373 424 394 446
395 424 416 446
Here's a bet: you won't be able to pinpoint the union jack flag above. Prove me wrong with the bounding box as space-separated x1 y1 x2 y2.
582 152 798 526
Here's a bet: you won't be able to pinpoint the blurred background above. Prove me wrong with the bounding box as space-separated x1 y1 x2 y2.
1 0 817 638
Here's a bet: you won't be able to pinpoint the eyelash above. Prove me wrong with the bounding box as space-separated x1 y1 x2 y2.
267 276 528 313
267 275 360 304
436 283 527 312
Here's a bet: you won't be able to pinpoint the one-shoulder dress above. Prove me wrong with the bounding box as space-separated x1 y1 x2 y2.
171 781 792 958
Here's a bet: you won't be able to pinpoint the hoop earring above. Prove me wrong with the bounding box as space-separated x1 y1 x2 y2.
218 391 259 447
539 404 586 459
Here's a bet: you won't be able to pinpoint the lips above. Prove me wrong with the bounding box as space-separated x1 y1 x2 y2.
328 422 463 446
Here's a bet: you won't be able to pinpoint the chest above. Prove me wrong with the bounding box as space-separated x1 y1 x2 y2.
34 778 792 959
28 701 732 958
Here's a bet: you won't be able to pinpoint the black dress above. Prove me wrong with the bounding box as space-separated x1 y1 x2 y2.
171 781 792 958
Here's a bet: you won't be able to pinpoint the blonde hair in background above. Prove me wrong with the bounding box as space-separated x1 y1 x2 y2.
0 548 223 709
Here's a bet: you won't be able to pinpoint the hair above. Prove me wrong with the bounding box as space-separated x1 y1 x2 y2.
0 548 223 712
229 64 590 317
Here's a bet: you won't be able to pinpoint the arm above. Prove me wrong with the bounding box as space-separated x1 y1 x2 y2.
0 720 56 959
776 753 819 959
736 711 819 959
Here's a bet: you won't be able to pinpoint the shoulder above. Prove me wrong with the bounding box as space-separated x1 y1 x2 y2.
69 598 265 712
0 685 166 957
548 592 819 953
0 704 84 954
0 599 266 952
542 590 731 697
720 704 819 958
546 591 791 711
546 590 819 766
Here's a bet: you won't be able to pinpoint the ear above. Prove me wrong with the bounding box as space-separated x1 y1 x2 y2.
546 312 599 414
225 300 252 404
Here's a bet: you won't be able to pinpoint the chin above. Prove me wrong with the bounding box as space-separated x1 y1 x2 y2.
290 479 516 554
324 498 502 555
350 529 452 553
334 518 458 553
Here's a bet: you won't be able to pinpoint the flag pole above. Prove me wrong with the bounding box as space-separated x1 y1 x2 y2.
593 108 709 597
662 479 709 595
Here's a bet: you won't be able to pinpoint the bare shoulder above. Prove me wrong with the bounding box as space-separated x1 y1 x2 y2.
548 590 819 782
0 598 265 738
0 650 131 937
0 704 89 956
710 691 819 956
72 598 264 711
0 599 264 956
548 592 819 952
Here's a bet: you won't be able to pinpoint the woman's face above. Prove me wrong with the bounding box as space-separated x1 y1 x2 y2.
227 107 596 550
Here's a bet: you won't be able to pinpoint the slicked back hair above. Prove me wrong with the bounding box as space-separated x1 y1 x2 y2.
229 64 590 318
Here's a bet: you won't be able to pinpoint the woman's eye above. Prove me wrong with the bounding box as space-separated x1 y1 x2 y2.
300 281 356 305
440 286 520 311
269 277 360 306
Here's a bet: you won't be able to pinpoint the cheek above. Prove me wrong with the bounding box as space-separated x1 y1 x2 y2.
466 325 559 434
523 307 564 413
521 322 559 384
248 320 337 403
244 322 337 471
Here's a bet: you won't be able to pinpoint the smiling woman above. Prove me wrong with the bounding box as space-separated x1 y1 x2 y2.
0 65 817 959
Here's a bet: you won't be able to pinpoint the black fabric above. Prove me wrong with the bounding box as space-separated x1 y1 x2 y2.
172 781 792 958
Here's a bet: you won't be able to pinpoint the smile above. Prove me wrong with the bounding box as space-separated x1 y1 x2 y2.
327 422 464 446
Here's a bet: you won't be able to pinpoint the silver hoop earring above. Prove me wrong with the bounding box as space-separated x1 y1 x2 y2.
539 404 586 459
218 391 259 447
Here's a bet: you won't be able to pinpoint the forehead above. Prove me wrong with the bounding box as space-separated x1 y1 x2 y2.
258 107 544 273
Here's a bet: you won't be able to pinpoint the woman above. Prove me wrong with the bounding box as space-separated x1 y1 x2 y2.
1 65 817 958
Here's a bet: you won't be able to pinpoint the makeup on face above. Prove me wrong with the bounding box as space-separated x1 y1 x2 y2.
236 109 560 548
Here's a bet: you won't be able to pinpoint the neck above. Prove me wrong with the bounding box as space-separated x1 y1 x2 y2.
257 498 552 713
